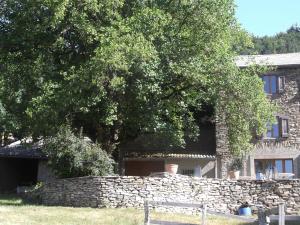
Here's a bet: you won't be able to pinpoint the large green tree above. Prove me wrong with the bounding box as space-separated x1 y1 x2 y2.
0 0 274 156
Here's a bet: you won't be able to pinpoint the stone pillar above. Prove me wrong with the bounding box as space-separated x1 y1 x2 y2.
215 110 232 179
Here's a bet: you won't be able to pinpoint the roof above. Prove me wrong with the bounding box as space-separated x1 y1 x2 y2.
0 146 46 159
0 140 46 159
236 52 300 68
125 152 216 160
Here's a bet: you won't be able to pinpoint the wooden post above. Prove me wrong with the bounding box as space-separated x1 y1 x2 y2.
144 200 150 225
258 207 270 225
202 204 207 225
279 203 285 225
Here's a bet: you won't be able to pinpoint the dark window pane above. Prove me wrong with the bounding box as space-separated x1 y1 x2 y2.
272 124 279 138
255 160 263 173
271 76 277 93
275 160 283 173
285 160 293 173
266 123 272 138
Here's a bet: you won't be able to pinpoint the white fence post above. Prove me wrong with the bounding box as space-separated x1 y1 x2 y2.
202 204 207 225
144 200 150 225
279 203 285 225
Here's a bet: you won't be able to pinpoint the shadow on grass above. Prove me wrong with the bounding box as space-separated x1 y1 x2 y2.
235 220 300 225
236 223 255 225
237 221 300 225
0 194 29 206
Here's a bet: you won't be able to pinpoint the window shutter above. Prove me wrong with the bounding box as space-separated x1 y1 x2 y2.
277 76 285 93
279 116 289 138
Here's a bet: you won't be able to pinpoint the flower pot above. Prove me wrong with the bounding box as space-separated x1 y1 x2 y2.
234 170 240 180
238 207 252 216
165 164 178 174
228 170 240 180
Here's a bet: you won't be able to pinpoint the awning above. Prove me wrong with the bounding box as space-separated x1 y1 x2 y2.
125 152 216 160
0 146 46 159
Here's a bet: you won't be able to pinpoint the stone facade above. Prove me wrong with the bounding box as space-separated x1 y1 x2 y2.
27 175 300 215
216 67 300 179
215 110 232 179
264 68 300 146
245 68 300 178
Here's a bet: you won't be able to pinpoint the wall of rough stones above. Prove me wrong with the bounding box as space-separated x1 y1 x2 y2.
244 69 300 178
268 68 300 146
215 110 233 179
28 174 300 215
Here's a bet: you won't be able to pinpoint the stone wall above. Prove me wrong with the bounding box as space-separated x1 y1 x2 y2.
37 160 56 182
28 175 300 215
215 109 232 179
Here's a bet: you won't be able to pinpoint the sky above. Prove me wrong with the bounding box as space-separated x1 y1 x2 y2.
235 0 300 37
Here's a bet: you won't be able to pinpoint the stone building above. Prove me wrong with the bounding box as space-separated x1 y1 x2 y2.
124 53 300 179
232 53 300 179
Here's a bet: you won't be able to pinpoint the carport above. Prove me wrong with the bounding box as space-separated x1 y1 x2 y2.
0 145 47 193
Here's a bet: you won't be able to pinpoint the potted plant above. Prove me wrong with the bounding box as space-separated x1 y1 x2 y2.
238 202 252 216
228 158 243 180
165 164 179 174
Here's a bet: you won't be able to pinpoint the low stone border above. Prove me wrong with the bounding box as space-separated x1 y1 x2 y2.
25 174 300 214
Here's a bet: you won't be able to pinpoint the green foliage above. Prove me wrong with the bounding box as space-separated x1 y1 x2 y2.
43 125 114 178
229 157 243 171
240 24 300 54
0 0 275 156
218 65 276 156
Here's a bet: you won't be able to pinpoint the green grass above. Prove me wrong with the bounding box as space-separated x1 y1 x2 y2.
0 195 297 225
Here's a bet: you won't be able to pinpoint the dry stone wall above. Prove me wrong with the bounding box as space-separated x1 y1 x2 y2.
29 175 300 215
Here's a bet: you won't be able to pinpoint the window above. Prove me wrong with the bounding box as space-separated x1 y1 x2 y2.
265 116 289 139
180 169 194 176
255 159 293 175
262 75 285 94
266 122 279 138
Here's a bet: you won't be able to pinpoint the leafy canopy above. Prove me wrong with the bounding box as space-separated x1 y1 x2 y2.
0 0 275 156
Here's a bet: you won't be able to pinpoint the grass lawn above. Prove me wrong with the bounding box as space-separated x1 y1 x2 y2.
0 195 297 225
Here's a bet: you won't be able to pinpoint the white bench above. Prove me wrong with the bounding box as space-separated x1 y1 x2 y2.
144 200 206 225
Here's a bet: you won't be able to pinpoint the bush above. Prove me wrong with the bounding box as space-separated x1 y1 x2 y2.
229 158 243 171
43 125 115 178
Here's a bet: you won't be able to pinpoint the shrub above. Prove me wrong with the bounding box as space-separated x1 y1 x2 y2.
229 158 243 171
43 125 115 178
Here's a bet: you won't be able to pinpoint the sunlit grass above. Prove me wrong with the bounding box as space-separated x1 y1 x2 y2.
0 195 295 225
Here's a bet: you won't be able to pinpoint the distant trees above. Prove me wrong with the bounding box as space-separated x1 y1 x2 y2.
240 25 300 55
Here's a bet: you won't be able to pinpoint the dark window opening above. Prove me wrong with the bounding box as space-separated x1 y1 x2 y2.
180 169 194 176
262 75 285 94
255 159 293 175
265 116 289 139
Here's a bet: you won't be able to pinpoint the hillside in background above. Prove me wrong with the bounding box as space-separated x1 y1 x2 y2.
241 25 300 55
